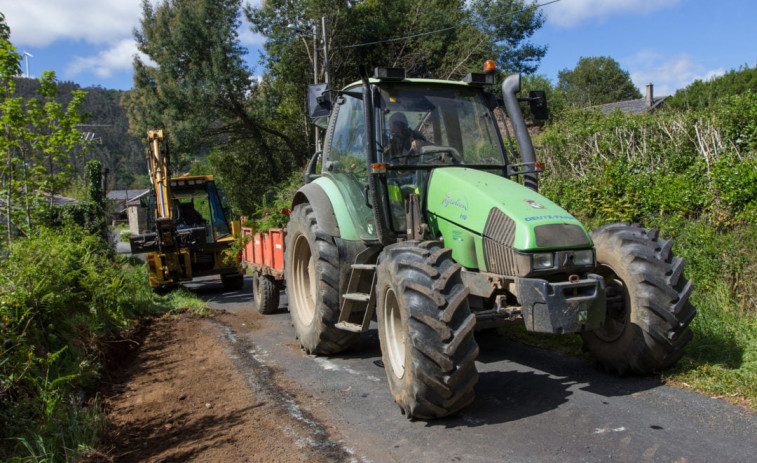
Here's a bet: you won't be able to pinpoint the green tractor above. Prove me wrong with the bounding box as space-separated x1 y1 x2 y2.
284 66 695 420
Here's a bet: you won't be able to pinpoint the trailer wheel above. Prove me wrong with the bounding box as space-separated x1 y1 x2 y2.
221 273 244 291
581 224 695 375
376 241 479 419
285 203 357 354
253 273 280 314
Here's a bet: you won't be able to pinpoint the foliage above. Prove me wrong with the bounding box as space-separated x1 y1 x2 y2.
528 84 757 406
557 56 642 107
0 224 210 461
125 0 548 217
667 65 757 111
0 14 89 246
243 168 304 233
535 91 757 229
13 78 145 191
519 73 567 123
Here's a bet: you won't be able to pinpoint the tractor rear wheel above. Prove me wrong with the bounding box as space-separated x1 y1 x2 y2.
581 224 695 375
285 203 357 354
376 241 479 419
253 273 280 314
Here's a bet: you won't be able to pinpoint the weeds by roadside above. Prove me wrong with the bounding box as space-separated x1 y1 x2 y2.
0 224 209 462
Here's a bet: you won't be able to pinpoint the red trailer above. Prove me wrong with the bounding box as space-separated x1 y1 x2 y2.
241 226 286 314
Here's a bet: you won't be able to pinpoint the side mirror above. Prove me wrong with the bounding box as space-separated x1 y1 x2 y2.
307 83 331 118
528 90 549 120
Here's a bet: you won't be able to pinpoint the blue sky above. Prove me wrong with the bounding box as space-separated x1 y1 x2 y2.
1 0 755 97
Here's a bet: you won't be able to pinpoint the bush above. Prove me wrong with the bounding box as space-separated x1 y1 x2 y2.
531 91 757 406
536 93 757 229
0 225 158 460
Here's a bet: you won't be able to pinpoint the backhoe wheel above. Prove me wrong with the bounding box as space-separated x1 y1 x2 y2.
221 273 244 291
376 241 479 419
253 273 280 314
284 203 357 354
581 224 696 375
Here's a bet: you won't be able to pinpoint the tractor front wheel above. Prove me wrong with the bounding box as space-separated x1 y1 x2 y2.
376 241 479 419
284 203 357 354
581 224 695 375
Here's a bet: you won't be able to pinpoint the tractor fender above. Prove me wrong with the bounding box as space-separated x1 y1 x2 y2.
292 181 345 238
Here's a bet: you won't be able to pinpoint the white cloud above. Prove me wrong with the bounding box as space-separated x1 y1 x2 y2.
0 0 146 46
66 39 147 79
543 0 681 28
626 52 725 95
238 24 265 47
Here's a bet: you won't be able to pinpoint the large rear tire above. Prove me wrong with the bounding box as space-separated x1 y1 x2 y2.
581 224 695 375
376 241 479 419
285 203 357 354
253 273 280 314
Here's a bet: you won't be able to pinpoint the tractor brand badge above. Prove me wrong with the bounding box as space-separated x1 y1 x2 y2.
523 198 546 209
441 193 469 211
442 193 470 221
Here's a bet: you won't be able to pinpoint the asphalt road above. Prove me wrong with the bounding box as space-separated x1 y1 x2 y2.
187 275 756 463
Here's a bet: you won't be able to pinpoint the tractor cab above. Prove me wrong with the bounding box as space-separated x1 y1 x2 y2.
312 68 517 246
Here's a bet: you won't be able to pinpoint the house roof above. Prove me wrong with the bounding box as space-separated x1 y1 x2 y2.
107 189 150 202
125 190 151 207
597 95 668 115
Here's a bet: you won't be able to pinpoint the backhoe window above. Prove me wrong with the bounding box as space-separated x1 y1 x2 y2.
171 181 230 243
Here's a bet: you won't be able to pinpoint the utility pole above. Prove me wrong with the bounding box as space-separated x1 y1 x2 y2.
313 23 318 85
322 16 330 87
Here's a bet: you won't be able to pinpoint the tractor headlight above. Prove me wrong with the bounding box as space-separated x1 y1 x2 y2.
532 252 554 270
573 249 594 266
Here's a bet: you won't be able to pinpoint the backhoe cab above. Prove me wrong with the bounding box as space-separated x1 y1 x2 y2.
285 64 694 420
129 130 243 290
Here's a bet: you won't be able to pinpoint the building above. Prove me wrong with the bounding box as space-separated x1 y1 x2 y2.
597 83 668 115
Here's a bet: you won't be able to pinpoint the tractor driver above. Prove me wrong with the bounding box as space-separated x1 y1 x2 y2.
385 112 425 164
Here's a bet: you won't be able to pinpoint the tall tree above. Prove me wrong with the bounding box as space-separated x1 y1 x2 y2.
123 0 307 166
125 0 547 216
557 56 642 107
0 13 88 245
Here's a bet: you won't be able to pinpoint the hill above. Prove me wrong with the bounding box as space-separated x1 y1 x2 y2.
13 77 146 190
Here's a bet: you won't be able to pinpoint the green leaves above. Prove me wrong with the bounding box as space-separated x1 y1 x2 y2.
557 56 642 107
537 90 757 229
0 14 90 245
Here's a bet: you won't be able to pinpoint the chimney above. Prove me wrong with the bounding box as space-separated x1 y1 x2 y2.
646 83 654 107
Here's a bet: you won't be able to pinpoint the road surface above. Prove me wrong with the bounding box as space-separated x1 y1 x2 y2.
186 276 756 463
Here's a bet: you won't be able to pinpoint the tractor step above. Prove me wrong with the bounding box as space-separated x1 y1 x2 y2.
337 248 380 333
343 292 371 302
351 264 377 270
335 321 365 333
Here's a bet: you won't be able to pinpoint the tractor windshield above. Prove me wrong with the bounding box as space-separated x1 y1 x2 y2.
377 83 505 233
378 84 504 168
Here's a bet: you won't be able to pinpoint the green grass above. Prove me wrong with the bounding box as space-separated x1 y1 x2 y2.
118 230 132 242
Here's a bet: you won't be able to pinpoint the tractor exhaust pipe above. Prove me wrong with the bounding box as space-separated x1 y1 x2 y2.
501 74 538 192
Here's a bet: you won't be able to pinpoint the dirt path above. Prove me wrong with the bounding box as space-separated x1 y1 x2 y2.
99 312 352 462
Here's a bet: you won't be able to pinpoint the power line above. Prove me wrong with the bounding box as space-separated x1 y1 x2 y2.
332 0 562 50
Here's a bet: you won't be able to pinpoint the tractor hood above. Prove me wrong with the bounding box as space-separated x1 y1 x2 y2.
426 168 592 271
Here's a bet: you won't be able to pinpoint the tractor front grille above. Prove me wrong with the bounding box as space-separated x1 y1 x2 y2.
482 208 517 275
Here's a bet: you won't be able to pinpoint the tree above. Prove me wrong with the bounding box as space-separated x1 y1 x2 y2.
557 56 642 107
0 13 88 245
125 0 547 216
